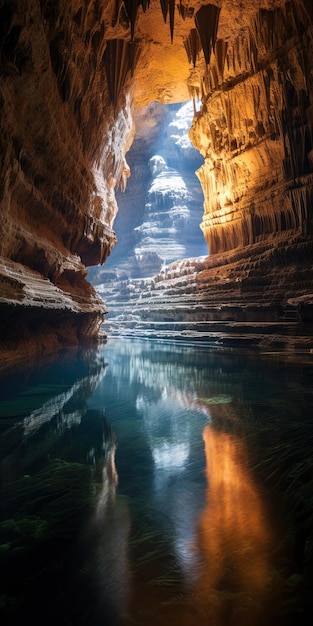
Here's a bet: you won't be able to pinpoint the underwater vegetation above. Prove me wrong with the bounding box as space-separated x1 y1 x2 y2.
0 409 115 626
252 409 313 623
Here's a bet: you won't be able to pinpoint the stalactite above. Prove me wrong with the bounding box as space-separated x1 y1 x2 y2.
184 28 201 68
160 0 168 22
209 66 216 91
284 0 306 38
177 1 194 20
215 39 228 82
112 0 123 27
200 73 208 98
263 68 272 121
194 4 221 66
220 92 232 142
123 0 139 42
169 0 175 43
258 9 276 50
160 0 175 43
251 3 309 58
235 37 241 72
241 36 248 73
210 65 218 90
244 33 257 73
288 184 313 235
231 43 235 75
103 38 140 108
187 81 200 103
296 46 309 94
117 0 151 41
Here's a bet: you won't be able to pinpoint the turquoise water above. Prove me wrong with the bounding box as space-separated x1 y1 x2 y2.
1 338 313 625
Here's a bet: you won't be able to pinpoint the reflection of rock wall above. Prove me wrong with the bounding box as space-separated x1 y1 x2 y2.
196 421 276 625
190 2 313 255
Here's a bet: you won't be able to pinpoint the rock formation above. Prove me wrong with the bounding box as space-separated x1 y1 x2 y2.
1 0 313 363
190 2 313 257
0 0 136 363
89 100 206 288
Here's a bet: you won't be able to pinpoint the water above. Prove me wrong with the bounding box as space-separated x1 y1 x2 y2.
1 338 313 626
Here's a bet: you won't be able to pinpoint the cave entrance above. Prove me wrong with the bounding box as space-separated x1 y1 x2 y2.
88 100 208 324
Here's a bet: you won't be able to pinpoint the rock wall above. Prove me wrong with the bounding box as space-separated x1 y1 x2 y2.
0 0 136 361
95 0 313 349
189 0 313 254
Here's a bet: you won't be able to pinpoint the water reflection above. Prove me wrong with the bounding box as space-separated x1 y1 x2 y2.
135 388 205 588
23 361 107 436
84 439 131 624
1 349 108 485
0 339 312 625
195 416 275 625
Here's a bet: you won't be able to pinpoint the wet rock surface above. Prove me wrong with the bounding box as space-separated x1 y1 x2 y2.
102 243 313 352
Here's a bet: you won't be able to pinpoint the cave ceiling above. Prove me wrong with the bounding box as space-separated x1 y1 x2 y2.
105 0 289 106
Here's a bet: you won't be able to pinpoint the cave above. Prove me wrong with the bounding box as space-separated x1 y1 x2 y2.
0 0 313 364
1 2 313 625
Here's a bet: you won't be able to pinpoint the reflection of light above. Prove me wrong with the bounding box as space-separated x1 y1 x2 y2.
193 422 276 624
23 382 82 434
94 445 119 519
137 387 205 587
85 441 131 621
23 363 107 435
136 392 192 476
152 442 189 470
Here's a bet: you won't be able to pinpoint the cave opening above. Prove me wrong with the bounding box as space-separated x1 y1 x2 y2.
88 99 208 332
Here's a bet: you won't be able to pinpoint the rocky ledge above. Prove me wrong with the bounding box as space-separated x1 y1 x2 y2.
100 238 313 352
0 258 106 368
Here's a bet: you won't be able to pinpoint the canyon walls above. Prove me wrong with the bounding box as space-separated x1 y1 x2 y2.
189 1 313 255
0 0 136 361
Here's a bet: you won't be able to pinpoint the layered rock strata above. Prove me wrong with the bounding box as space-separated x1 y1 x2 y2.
0 0 135 362
103 241 313 351
89 100 207 285
190 1 313 256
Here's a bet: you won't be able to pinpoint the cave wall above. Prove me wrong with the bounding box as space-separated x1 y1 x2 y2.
0 0 136 359
189 0 313 254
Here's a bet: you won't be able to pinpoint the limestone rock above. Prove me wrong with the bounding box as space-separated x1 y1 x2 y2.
89 100 206 295
0 0 135 361
189 1 313 255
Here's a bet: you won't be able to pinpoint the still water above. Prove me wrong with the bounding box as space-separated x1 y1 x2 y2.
1 338 313 626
